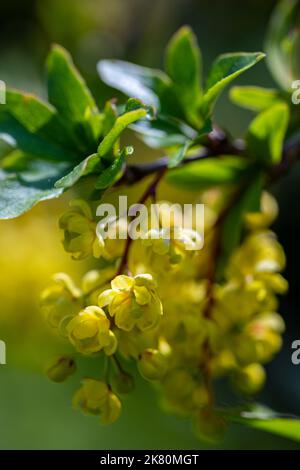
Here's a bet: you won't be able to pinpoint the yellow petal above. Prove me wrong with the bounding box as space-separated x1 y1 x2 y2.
98 289 115 308
73 319 98 339
70 199 93 219
103 331 118 355
111 275 135 291
134 286 151 305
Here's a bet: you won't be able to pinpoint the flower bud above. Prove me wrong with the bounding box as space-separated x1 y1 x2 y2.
231 363 266 395
100 392 122 425
46 356 76 383
138 349 167 380
244 191 278 230
112 371 135 394
194 407 227 444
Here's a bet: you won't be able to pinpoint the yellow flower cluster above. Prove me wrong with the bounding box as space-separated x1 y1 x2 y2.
73 379 121 424
41 190 287 442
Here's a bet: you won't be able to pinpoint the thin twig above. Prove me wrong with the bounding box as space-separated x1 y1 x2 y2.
116 167 166 276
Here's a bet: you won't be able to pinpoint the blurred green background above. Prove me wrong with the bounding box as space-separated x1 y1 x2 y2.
0 0 300 450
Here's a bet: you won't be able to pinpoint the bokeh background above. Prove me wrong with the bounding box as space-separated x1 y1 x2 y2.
0 0 300 450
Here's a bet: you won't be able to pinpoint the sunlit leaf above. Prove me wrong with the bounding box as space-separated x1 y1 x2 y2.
98 59 171 108
202 52 265 117
166 155 250 189
265 0 300 90
230 86 282 111
247 102 290 165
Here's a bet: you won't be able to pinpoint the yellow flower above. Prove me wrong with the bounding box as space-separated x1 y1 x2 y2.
95 217 127 260
66 306 117 355
40 273 82 329
161 369 199 416
73 379 121 424
98 274 163 331
244 191 278 230
227 230 286 280
231 363 266 395
59 199 102 260
142 227 203 265
137 348 168 380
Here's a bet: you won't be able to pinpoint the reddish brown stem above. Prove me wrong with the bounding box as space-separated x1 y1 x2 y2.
116 167 166 276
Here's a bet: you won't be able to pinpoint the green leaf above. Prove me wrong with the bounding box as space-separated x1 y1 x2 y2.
102 100 118 136
201 52 265 117
0 159 68 219
131 116 196 149
165 26 202 122
166 155 250 189
97 106 148 158
46 44 106 152
1 89 79 156
97 60 171 109
228 404 300 443
47 45 98 124
218 173 263 277
0 133 16 158
4 89 56 133
168 141 190 168
265 0 299 90
55 153 102 189
230 86 282 112
242 418 300 442
95 147 131 189
0 112 74 161
247 102 290 165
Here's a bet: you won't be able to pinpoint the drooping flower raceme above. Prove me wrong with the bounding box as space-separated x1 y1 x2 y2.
42 185 288 443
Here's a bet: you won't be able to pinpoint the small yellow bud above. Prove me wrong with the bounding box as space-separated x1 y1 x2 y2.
194 408 227 444
73 379 109 415
46 356 76 383
100 391 122 425
111 371 135 394
245 191 278 230
231 363 266 395
40 273 82 329
138 349 167 380
59 199 99 260
192 386 211 408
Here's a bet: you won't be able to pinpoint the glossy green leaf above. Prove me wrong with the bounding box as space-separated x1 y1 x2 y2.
47 45 98 124
131 116 196 149
168 141 190 168
97 107 148 158
0 133 15 158
166 155 250 189
265 0 300 90
230 86 282 111
0 159 69 219
165 26 202 123
202 52 265 117
54 153 102 189
95 147 131 189
242 418 300 442
1 89 79 155
4 89 56 133
102 100 118 136
228 404 300 443
97 59 171 108
0 112 73 161
247 102 290 165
